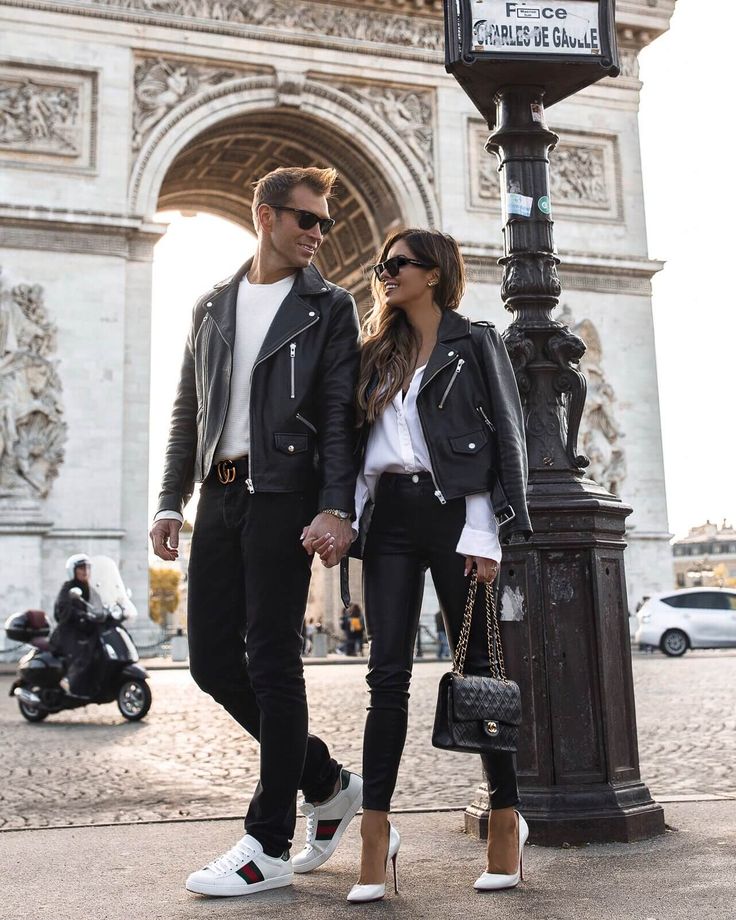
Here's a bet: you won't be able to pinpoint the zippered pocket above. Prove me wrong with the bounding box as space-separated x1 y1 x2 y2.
289 342 296 399
438 358 464 409
295 412 317 435
476 404 496 432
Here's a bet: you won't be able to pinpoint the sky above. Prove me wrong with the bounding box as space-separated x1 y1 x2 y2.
149 0 734 540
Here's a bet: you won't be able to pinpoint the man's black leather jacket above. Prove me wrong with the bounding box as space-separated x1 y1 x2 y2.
357 308 532 546
157 259 361 517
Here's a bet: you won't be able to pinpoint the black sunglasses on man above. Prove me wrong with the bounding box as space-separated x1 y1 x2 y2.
266 204 336 236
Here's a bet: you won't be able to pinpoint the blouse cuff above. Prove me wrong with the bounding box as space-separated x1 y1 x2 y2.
455 525 502 562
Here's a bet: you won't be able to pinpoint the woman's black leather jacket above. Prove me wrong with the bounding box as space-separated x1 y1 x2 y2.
357 308 532 545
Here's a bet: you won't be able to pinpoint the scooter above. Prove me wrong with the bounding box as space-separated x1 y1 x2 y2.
6 581 151 723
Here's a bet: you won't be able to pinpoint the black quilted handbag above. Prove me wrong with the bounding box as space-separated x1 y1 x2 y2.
432 570 521 754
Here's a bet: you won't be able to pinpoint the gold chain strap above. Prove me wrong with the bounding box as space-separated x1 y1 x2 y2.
452 569 507 681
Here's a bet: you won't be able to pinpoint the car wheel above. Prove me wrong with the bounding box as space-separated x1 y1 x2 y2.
660 629 689 657
117 679 152 721
18 698 49 722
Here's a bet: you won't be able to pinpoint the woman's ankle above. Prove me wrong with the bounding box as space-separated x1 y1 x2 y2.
486 808 519 874
360 809 390 840
358 810 391 885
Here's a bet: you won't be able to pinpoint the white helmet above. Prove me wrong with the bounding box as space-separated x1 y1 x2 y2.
65 553 92 580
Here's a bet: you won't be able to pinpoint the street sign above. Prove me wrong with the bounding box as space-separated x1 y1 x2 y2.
472 2 602 56
444 0 618 125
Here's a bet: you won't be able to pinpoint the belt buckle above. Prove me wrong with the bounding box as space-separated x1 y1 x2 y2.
216 459 236 484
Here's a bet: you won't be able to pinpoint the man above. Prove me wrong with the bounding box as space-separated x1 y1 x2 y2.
50 554 102 698
149 167 362 897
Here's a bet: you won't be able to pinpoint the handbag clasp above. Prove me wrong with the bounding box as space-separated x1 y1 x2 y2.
486 721 499 736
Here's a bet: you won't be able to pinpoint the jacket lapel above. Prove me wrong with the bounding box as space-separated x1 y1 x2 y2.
205 258 251 350
419 310 472 394
254 263 328 363
205 260 328 360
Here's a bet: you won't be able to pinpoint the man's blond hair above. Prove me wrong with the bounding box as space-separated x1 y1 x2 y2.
252 166 338 227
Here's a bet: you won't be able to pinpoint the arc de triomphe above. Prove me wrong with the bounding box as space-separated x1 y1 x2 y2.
0 0 675 641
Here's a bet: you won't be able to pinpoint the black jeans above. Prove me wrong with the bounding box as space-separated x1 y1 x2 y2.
187 472 341 856
361 472 519 813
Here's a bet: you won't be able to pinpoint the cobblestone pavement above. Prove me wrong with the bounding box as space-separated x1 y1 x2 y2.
1 652 735 829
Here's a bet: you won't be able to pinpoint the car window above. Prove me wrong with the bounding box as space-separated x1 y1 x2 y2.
686 592 729 610
661 594 693 608
661 592 729 610
726 594 736 611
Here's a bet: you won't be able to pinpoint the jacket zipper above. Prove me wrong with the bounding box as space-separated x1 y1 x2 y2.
477 404 496 432
200 316 212 481
245 314 320 494
416 399 446 505
415 349 459 503
438 358 464 409
290 343 296 399
295 412 317 434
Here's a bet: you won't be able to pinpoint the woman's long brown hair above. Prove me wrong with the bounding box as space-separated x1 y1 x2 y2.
357 229 466 424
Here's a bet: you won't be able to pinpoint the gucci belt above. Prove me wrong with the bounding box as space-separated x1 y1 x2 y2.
214 455 249 483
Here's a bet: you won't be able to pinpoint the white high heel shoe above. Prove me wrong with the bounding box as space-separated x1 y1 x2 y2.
347 824 401 903
473 811 528 891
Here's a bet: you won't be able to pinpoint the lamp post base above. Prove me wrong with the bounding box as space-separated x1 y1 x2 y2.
465 782 665 845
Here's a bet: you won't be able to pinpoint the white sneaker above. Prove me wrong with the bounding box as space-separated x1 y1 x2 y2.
292 769 363 873
185 833 293 897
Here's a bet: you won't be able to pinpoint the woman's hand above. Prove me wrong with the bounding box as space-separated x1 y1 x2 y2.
464 555 499 583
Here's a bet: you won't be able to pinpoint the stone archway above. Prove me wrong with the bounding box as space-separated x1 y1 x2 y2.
132 75 438 304
157 108 405 304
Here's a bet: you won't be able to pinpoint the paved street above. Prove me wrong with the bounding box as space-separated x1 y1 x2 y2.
1 652 735 830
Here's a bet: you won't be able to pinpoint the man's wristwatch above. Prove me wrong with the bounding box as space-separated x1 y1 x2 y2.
321 508 352 521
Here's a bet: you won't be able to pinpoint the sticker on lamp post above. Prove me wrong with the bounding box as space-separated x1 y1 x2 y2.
507 192 534 217
472 1 602 55
538 195 551 214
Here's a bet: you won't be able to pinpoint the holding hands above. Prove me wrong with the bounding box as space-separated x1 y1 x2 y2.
301 512 353 567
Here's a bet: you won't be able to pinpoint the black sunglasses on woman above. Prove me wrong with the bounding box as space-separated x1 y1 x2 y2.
372 255 436 279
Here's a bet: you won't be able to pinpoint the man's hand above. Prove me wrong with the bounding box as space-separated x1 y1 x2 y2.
464 555 499 584
301 513 353 568
149 518 182 561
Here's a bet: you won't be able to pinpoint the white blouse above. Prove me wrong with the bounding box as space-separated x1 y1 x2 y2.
354 365 502 562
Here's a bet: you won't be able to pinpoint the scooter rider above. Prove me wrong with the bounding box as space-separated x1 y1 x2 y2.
50 554 102 698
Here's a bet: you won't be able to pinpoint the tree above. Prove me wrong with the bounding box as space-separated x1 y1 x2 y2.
149 567 180 625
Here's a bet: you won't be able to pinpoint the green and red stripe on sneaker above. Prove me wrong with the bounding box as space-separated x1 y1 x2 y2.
236 861 265 884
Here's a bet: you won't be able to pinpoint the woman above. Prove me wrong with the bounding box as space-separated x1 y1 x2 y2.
317 230 531 900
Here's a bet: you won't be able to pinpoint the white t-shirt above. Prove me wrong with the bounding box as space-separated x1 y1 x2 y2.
214 272 296 461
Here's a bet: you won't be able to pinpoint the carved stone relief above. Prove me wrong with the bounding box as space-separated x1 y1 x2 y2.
133 57 241 150
617 48 640 80
558 304 626 495
0 268 66 499
468 120 622 221
0 65 96 169
76 0 443 51
334 82 435 182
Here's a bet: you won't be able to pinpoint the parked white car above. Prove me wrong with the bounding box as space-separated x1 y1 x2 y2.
635 588 736 656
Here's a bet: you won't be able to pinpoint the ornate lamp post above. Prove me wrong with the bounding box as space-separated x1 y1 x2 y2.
443 0 665 844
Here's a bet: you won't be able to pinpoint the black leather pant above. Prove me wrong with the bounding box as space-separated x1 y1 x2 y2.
361 473 519 813
187 472 341 856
